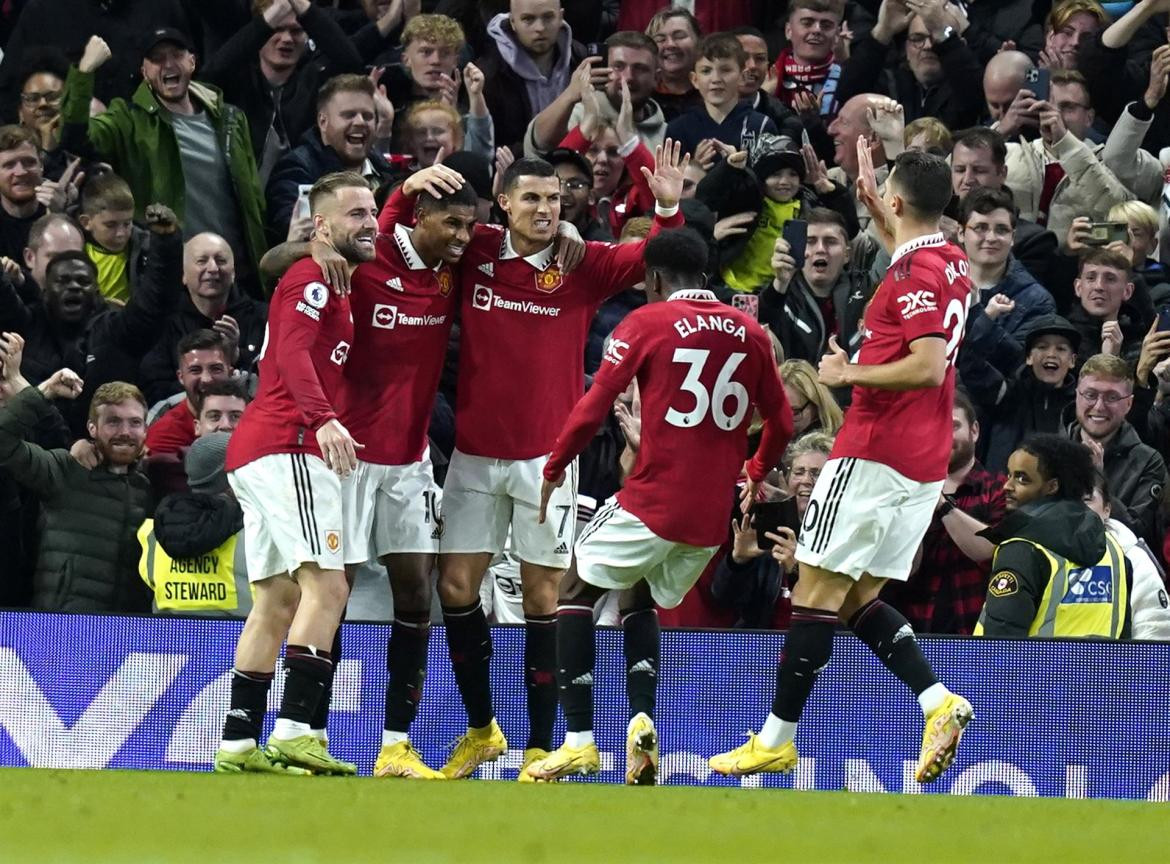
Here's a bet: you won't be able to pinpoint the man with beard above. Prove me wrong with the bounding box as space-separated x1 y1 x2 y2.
139 232 268 406
214 171 372 776
0 125 54 264
0 206 182 436
266 74 394 243
0 330 153 613
145 330 235 457
884 391 1007 635
60 30 267 294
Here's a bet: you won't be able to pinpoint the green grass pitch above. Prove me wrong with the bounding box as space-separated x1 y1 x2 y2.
2 768 1164 863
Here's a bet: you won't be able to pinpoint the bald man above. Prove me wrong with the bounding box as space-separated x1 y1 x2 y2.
21 213 84 300
139 231 268 405
983 51 1040 138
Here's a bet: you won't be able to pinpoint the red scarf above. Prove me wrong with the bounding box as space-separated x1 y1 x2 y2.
772 49 839 114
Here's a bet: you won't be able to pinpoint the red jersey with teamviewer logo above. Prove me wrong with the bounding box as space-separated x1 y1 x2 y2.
830 233 972 483
379 194 685 460
225 258 353 471
339 223 457 465
545 291 794 548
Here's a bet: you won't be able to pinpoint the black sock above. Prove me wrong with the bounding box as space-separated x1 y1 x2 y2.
524 614 557 751
222 668 273 743
556 606 595 734
278 645 332 727
848 599 938 695
310 624 343 732
772 606 837 722
442 601 494 729
385 610 431 733
622 608 659 720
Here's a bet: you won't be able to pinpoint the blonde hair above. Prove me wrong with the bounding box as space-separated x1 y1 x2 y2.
904 117 952 152
1108 200 1158 236
780 359 844 434
401 13 465 51
1046 0 1108 32
619 217 652 241
783 430 835 470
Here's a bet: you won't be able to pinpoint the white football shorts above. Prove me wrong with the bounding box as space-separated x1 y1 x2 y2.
341 451 442 564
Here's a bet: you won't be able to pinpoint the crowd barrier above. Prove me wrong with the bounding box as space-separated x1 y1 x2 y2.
1 611 1167 799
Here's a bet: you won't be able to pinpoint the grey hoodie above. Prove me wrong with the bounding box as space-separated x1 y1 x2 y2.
486 12 575 117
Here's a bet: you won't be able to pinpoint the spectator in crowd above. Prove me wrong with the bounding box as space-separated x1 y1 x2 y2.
545 147 610 243
15 49 71 177
400 92 493 170
759 208 873 364
825 94 893 232
0 331 152 613
377 13 467 120
0 0 191 117
199 0 365 185
904 116 952 154
525 31 667 155
665 34 777 158
982 49 1040 137
1039 0 1108 71
961 0 1043 64
730 26 803 141
711 430 836 629
0 207 181 434
479 0 590 153
957 186 1055 398
618 0 764 36
645 6 703 121
137 430 252 617
780 358 844 437
1086 470 1170 640
266 73 394 241
78 173 145 305
1068 352 1168 548
61 31 268 295
1109 201 1170 303
140 232 266 407
975 433 1130 639
838 0 984 131
145 329 236 457
0 125 55 262
13 212 83 302
697 136 858 292
1004 70 1131 243
770 0 844 120
1066 248 1146 361
883 392 1006 635
973 314 1081 473
949 126 1059 285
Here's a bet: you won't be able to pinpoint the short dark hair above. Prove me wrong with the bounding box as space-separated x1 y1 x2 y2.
0 123 39 153
805 207 849 240
605 30 657 57
417 181 479 213
1018 433 1095 501
696 33 746 67
501 156 556 194
18 48 69 89
45 250 95 282
316 73 374 112
953 389 977 427
888 150 952 220
952 127 1008 168
1079 247 1132 281
728 25 767 42
644 227 708 289
789 0 846 20
176 328 230 365
959 186 1017 228
192 376 249 416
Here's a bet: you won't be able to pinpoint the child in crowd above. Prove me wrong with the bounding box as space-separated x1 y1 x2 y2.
79 172 143 305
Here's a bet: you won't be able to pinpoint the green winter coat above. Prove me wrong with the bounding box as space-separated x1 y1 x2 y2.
0 386 153 613
60 66 267 278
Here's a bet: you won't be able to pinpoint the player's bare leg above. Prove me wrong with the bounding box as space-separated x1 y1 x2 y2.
838 574 973 783
375 553 444 779
518 560 562 773
265 563 356 775
215 575 300 773
437 552 506 777
618 584 660 785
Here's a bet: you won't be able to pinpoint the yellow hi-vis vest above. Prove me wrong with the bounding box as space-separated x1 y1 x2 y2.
1006 533 1128 638
137 520 250 616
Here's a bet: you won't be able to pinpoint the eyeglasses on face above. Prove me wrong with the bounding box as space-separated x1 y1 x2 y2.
1076 389 1131 405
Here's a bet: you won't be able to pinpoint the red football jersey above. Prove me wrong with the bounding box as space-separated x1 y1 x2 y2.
339 226 457 465
831 233 973 483
225 259 353 471
546 291 793 548
145 401 195 456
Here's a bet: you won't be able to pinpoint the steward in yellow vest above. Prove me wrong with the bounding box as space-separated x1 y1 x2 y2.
975 435 1131 638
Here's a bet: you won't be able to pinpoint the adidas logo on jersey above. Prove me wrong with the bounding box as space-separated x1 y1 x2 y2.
571 672 593 686
553 543 569 555
386 277 403 291
478 262 494 277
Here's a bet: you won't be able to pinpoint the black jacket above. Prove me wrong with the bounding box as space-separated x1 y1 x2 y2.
266 128 396 242
0 230 182 435
154 491 243 559
1066 420 1167 549
837 32 984 131
200 3 364 171
710 551 788 629
976 498 1132 637
1012 219 1060 289
973 368 1076 474
758 269 873 364
1065 303 1146 369
139 287 268 406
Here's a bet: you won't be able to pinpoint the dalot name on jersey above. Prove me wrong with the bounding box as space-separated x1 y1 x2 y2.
673 313 748 342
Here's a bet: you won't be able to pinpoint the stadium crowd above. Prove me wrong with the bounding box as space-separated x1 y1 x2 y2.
0 0 1168 642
